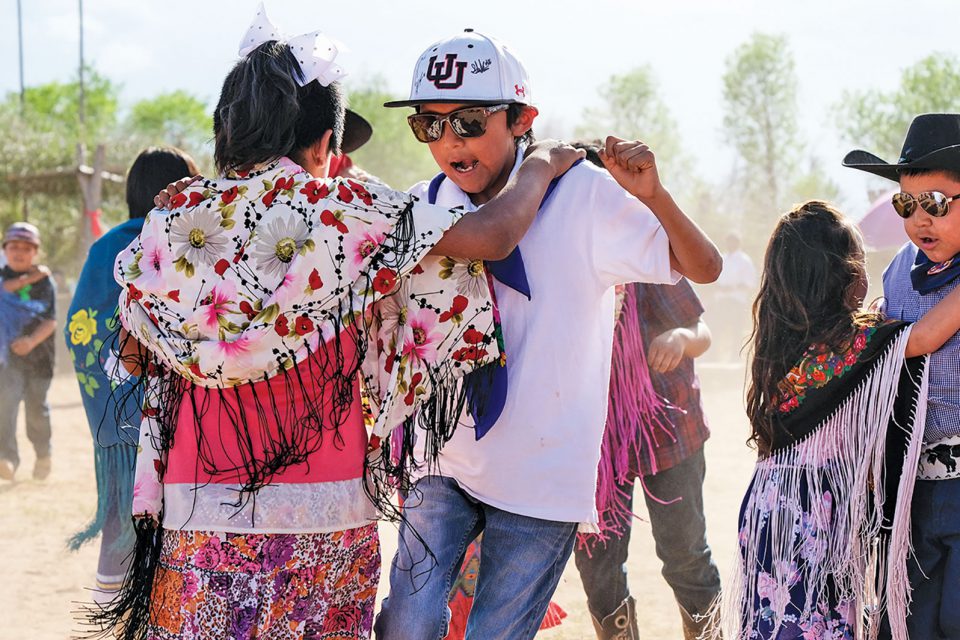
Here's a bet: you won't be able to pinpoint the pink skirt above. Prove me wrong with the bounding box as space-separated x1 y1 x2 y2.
147 524 379 640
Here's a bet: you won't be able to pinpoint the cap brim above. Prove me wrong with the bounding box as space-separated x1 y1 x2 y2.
341 109 373 154
383 98 526 108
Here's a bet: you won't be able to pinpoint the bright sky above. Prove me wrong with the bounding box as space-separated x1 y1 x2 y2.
2 0 954 211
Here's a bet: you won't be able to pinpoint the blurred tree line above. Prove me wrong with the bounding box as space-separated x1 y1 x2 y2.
576 37 960 259
3 41 959 277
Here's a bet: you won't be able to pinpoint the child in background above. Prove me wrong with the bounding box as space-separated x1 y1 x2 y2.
724 201 960 640
0 222 57 481
66 146 200 603
844 113 960 639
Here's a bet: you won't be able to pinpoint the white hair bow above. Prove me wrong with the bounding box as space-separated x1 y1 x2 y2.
237 2 347 87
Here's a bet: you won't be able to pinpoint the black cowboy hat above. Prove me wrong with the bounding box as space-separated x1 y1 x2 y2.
843 113 960 182
341 109 373 154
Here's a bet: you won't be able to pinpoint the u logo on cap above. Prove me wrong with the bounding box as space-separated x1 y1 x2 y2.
427 54 468 90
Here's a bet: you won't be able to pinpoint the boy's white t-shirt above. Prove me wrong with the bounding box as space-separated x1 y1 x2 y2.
408 152 679 525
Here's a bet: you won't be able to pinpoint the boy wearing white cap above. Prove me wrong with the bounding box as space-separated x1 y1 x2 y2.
1 222 57 481
375 29 721 640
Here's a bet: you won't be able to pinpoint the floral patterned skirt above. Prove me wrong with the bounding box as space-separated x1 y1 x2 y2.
147 524 380 640
739 474 854 639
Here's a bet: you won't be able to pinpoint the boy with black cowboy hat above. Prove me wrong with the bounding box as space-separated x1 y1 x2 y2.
844 113 960 638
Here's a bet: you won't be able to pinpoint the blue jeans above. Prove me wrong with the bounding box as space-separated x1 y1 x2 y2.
374 475 577 640
902 478 960 639
574 447 720 619
0 364 52 467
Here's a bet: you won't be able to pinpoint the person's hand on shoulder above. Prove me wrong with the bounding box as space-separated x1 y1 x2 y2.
523 139 586 179
598 136 665 203
153 176 200 210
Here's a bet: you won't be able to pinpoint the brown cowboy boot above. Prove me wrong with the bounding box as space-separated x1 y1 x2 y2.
679 603 719 640
590 596 639 640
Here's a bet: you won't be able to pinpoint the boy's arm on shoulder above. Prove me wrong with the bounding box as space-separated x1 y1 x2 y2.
905 283 960 357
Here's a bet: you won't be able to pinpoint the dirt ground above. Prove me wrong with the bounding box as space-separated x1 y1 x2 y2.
0 363 755 640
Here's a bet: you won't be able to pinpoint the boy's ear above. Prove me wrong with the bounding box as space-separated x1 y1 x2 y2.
308 129 335 177
510 105 539 137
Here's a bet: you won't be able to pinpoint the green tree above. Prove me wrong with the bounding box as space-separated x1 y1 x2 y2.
344 76 438 189
575 66 689 187
126 90 212 154
834 54 960 168
721 33 800 213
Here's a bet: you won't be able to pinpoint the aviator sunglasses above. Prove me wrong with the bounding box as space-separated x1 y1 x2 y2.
407 104 510 143
891 191 960 219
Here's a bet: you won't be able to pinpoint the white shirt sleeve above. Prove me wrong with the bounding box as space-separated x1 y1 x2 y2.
588 169 680 288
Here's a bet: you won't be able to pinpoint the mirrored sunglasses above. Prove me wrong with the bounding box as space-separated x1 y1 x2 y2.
407 104 510 143
891 191 960 218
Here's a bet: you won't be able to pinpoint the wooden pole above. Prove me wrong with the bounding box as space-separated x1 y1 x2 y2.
76 143 106 251
78 0 85 130
17 0 25 114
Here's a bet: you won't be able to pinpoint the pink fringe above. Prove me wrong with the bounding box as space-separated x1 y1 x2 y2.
579 285 677 551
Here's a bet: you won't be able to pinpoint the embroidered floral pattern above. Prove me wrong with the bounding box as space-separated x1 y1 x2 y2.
147 524 379 640
742 474 854 639
777 325 878 413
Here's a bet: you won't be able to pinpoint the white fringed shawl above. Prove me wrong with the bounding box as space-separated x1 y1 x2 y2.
714 323 928 640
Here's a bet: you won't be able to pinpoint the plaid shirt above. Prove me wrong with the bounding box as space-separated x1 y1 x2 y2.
882 243 960 442
628 279 710 476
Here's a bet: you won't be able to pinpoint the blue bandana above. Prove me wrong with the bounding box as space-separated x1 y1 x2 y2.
910 249 960 295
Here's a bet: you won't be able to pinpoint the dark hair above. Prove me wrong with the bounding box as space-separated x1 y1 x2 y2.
506 103 535 147
571 140 603 167
213 41 345 174
900 168 960 182
126 147 200 219
745 201 876 454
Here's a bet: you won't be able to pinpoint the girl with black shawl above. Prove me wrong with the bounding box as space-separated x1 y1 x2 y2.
716 201 960 640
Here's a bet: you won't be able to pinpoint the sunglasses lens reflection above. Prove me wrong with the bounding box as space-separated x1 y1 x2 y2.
450 109 489 138
892 193 915 218
918 192 948 217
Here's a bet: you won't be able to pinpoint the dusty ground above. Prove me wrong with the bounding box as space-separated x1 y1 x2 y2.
0 364 755 640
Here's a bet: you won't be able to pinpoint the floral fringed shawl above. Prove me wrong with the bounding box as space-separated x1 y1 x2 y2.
714 320 928 640
94 158 502 639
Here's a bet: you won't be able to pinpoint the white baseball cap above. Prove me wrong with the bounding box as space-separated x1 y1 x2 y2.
384 29 532 108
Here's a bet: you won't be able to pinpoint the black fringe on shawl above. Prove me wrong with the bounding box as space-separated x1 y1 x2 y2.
84 196 497 636
83 517 163 640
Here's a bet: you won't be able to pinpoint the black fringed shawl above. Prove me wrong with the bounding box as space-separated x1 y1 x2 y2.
716 321 929 640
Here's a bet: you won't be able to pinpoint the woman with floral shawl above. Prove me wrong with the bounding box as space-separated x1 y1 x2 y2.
716 202 960 640
93 12 583 640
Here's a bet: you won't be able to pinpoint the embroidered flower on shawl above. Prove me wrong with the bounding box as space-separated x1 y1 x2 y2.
375 283 409 334
777 325 878 414
345 221 389 281
439 257 488 298
196 280 238 332
252 215 311 278
136 232 173 290
403 308 443 365
170 210 230 268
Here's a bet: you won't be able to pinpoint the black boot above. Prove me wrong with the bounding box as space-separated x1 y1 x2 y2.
590 596 639 640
